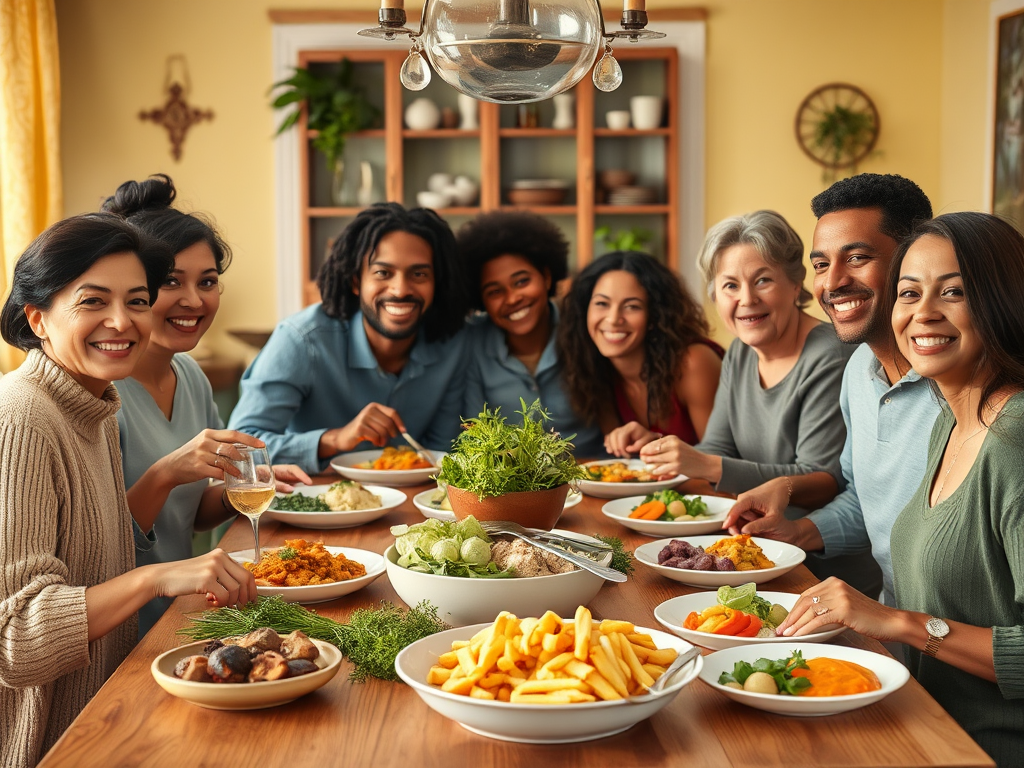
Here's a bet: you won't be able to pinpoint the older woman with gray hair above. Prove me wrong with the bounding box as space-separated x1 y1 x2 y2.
626 210 853 510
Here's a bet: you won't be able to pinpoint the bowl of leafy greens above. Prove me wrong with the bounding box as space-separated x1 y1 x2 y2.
436 400 587 532
601 492 733 537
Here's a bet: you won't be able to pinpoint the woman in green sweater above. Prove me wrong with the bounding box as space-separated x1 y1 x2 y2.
778 212 1024 766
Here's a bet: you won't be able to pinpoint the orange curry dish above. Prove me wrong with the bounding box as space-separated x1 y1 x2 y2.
793 658 882 697
245 539 366 586
368 446 433 470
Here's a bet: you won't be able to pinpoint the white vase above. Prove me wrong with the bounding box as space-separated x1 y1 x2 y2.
405 97 441 130
458 93 479 130
630 95 663 130
552 93 575 129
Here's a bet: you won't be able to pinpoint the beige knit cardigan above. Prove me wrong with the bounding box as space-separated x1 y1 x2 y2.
0 350 136 768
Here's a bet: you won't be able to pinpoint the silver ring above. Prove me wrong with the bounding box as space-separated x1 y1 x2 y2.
215 444 224 457
811 595 820 604
813 605 829 617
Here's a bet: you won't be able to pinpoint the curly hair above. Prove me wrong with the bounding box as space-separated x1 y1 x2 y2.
317 202 468 342
887 212 1024 427
102 174 232 273
557 251 710 426
456 210 569 311
811 173 932 240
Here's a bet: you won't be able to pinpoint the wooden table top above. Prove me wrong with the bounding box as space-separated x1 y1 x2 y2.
40 482 993 768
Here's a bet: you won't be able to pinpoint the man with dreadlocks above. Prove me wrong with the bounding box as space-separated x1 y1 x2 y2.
229 203 470 473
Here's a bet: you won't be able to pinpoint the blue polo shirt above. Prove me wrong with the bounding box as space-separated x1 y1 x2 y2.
229 304 468 473
462 304 607 460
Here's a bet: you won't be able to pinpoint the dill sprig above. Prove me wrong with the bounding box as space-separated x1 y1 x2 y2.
593 534 635 576
177 595 447 682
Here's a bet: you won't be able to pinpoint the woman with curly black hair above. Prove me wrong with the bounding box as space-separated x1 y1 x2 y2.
557 251 722 452
457 211 604 457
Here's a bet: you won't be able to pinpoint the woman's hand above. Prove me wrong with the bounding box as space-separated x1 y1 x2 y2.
777 577 906 642
724 478 824 550
148 549 258 608
272 464 313 493
604 422 660 457
157 429 264 485
639 435 718 480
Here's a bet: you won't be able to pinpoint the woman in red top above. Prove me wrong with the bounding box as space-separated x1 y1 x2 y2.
557 251 722 451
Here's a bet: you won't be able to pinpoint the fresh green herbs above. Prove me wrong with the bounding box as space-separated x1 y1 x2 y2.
594 534 635 576
436 399 587 498
390 517 513 578
276 547 298 561
718 650 812 696
178 595 447 682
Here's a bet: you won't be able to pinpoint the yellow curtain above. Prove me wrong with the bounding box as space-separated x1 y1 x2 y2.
0 0 61 373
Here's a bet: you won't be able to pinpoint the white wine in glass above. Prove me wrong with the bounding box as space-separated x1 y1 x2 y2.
223 444 276 564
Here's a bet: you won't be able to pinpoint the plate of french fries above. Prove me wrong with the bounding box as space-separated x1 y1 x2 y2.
395 606 702 743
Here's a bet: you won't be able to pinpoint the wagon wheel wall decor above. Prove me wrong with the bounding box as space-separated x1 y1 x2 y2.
795 83 880 179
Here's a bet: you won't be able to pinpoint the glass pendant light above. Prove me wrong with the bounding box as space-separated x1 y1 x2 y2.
400 41 431 90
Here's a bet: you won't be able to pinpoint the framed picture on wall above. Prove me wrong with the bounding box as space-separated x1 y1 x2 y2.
993 6 1024 231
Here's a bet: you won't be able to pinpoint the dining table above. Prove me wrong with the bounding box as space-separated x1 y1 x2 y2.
39 479 994 768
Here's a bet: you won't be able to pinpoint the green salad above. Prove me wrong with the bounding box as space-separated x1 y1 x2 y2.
390 516 513 578
642 489 709 521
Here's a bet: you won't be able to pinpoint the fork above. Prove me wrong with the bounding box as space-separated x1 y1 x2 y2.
401 431 436 466
625 645 702 701
478 521 627 582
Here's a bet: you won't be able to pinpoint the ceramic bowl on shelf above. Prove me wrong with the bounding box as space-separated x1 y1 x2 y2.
605 110 631 129
598 169 637 189
507 187 567 205
417 190 450 209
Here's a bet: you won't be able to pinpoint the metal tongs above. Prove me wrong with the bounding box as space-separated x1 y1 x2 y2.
479 520 626 583
401 431 437 466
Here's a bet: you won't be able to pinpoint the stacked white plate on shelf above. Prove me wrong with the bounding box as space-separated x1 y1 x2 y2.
607 186 657 205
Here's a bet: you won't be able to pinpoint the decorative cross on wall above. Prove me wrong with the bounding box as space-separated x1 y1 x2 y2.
139 55 214 161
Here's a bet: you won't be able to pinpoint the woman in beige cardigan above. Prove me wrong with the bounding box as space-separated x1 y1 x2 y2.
0 213 257 768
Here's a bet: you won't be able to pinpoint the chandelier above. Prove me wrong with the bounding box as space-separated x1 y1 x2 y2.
358 0 666 103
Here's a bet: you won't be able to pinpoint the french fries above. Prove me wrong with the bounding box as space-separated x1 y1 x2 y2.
427 607 679 704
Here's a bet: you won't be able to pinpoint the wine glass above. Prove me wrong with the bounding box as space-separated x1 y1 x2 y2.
223 444 276 564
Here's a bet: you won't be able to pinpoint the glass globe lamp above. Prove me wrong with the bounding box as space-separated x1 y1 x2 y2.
421 0 603 103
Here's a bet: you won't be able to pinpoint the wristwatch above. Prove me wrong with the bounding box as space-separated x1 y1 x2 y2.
923 617 950 657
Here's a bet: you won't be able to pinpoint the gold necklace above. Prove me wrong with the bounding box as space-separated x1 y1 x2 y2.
934 425 986 503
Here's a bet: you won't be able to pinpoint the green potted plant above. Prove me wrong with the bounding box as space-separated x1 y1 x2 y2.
436 400 587 530
270 59 380 202
813 104 876 180
595 226 653 254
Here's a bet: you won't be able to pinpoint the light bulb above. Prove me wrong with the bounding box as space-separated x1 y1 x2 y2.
593 46 622 92
400 48 431 90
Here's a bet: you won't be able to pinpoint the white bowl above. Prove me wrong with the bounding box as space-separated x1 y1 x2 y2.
602 494 733 536
331 450 445 487
634 535 806 588
416 190 450 209
395 623 701 743
151 639 342 710
412 486 582 522
577 459 686 499
385 531 609 626
605 110 631 129
229 546 386 604
698 642 909 716
654 591 845 650
266 484 406 530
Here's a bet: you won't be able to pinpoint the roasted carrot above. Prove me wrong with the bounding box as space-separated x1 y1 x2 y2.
629 500 666 520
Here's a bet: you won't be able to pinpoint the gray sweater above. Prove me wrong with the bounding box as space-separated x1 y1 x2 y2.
891 394 1024 767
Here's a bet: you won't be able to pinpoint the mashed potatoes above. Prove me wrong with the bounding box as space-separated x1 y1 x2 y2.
321 481 382 511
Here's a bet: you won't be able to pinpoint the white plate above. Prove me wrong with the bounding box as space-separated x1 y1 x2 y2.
654 591 845 650
330 449 447 487
601 495 732 536
412 486 582 522
395 623 701 743
151 639 342 710
634 535 806 588
576 459 686 499
698 642 909 716
266 484 406 529
229 546 385 604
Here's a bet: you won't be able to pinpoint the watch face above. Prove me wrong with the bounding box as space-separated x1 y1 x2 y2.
926 617 950 638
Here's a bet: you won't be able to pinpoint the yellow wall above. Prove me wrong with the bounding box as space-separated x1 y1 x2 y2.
53 0 992 358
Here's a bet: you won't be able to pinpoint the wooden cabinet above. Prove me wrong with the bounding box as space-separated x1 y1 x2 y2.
296 46 679 305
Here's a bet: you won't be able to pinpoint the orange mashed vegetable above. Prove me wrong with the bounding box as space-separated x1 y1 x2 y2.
705 534 775 571
245 539 366 586
368 446 432 470
792 657 882 697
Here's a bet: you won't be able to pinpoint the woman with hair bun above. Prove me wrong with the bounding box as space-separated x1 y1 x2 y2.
102 175 310 637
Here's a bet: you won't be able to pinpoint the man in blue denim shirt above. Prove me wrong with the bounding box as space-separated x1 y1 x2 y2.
229 203 469 473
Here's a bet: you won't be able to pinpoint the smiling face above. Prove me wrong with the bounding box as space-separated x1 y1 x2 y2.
810 207 898 346
714 243 802 351
149 241 220 354
892 235 983 390
479 254 551 339
356 230 435 341
26 252 153 396
586 270 649 364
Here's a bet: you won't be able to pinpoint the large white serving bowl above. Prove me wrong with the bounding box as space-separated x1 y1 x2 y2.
151 639 342 710
330 450 447 487
602 494 732 537
654 591 845 650
266 484 407 530
698 642 909 716
412 486 582 522
395 623 701 743
634 536 806 588
577 459 686 499
385 531 610 627
229 546 385 604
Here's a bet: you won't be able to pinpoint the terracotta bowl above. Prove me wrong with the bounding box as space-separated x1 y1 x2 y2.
445 485 569 531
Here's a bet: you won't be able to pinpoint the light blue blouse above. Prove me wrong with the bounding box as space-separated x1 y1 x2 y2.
115 353 222 637
228 305 468 473
462 305 607 460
